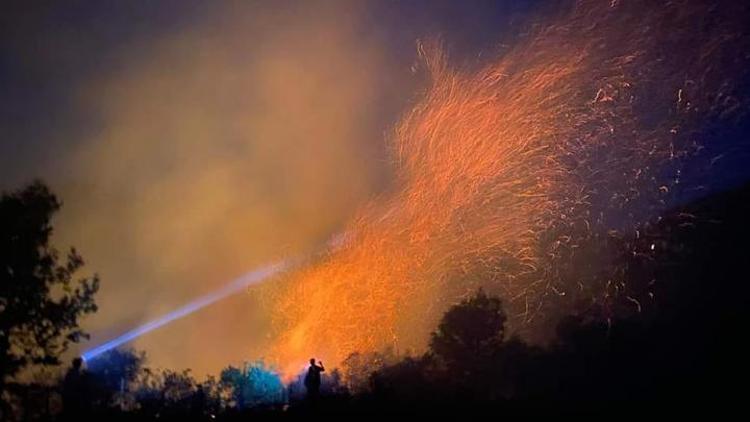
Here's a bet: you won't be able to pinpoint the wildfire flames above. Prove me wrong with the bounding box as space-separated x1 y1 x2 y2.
268 0 749 373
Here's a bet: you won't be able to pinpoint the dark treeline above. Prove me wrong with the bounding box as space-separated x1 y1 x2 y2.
323 183 748 417
2 181 749 420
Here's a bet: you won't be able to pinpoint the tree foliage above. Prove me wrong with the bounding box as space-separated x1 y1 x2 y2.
0 181 99 383
86 348 146 408
219 361 285 409
429 289 506 367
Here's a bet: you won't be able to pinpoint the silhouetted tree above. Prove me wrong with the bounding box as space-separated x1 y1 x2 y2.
369 355 440 405
364 290 511 408
133 367 203 418
0 181 99 411
86 348 146 411
430 289 506 370
219 361 284 410
342 349 397 393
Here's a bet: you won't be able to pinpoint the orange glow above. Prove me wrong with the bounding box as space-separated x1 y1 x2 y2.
268 0 747 375
55 2 397 376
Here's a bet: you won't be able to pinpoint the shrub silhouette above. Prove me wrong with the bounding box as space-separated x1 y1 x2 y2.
0 182 99 377
1 181 99 417
430 289 506 365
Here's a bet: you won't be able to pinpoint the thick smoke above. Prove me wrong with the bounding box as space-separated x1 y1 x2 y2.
53 2 399 376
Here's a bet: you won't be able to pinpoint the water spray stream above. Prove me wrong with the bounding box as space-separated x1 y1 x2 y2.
82 260 288 361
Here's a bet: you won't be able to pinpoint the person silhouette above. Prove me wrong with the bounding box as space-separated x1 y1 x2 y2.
303 358 325 401
192 383 207 416
61 357 87 419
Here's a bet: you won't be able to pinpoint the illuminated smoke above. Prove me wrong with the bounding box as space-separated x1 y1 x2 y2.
269 0 749 373
83 261 287 361
58 1 394 374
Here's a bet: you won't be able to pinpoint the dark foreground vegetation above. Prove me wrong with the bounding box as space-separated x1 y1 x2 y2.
2 181 749 420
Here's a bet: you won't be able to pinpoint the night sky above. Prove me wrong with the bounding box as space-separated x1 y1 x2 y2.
1 0 556 375
2 0 749 377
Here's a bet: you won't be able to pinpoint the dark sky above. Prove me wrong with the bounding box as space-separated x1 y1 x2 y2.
2 0 565 375
2 0 748 376
1 0 560 189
